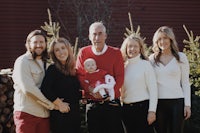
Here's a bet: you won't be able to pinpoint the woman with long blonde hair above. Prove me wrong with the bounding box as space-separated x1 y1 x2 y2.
149 26 191 133
121 34 158 133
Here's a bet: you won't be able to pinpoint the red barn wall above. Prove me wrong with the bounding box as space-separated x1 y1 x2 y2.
0 0 199 69
0 0 49 69
110 0 200 48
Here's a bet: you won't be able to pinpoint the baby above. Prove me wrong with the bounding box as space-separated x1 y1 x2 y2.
83 58 116 101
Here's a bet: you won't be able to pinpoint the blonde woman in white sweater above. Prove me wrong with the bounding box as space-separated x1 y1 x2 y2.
120 34 158 133
149 26 191 133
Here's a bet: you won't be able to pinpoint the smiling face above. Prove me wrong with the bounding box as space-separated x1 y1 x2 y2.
126 39 140 59
156 32 171 52
89 23 107 52
29 35 46 59
53 42 69 65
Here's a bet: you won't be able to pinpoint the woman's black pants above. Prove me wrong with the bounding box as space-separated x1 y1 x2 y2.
122 100 155 133
155 98 184 133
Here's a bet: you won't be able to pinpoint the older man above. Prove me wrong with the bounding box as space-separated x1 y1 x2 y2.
76 22 125 133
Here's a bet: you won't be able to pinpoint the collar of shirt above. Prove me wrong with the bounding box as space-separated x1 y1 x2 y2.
25 51 34 60
25 51 44 71
127 54 141 64
92 44 108 55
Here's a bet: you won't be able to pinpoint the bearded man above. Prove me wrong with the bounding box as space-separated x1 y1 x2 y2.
12 30 55 133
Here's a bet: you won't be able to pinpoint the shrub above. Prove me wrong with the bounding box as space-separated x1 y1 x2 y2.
183 25 200 133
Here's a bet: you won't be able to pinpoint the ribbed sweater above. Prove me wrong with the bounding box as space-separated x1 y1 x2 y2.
122 55 158 112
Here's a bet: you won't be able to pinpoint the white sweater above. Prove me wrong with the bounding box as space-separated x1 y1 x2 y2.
149 52 191 106
122 55 158 112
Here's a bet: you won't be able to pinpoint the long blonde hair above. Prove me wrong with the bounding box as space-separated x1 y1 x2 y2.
152 26 180 65
49 38 76 76
120 34 148 62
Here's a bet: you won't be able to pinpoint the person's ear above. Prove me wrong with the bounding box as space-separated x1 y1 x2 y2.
89 34 92 41
105 33 107 39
